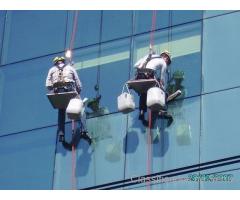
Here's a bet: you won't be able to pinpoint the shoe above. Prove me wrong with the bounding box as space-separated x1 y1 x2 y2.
59 131 65 142
158 111 173 127
62 141 72 151
81 131 92 145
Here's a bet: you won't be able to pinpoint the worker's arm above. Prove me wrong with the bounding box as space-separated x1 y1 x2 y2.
160 61 168 90
72 67 82 94
134 55 148 68
45 68 54 90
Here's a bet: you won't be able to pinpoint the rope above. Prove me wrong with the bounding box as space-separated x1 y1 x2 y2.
146 10 157 190
149 10 157 49
69 11 79 52
146 110 152 189
71 120 77 189
167 11 173 84
68 11 79 189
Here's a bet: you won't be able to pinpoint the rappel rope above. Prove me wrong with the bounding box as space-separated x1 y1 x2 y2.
146 10 157 190
67 10 79 190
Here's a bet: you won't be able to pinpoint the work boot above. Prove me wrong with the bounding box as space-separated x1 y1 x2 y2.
158 110 173 127
81 131 92 145
58 131 65 142
62 141 72 151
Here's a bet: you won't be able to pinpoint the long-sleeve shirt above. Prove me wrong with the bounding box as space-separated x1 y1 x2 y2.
134 54 168 89
45 64 82 94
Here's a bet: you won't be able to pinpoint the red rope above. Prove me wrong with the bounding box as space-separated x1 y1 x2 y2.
146 10 157 190
146 110 152 190
71 120 77 189
150 10 157 48
68 11 79 60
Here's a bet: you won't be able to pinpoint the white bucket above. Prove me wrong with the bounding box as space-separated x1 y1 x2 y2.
117 84 135 114
66 98 83 120
147 87 166 111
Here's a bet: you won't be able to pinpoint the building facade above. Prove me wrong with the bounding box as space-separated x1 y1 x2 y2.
0 10 240 189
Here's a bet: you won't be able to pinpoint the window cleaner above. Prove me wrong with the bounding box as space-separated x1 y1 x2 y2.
118 47 181 127
46 56 92 149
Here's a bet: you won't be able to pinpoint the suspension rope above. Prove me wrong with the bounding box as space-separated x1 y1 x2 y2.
167 11 173 84
146 10 157 190
68 11 79 190
149 10 157 50
69 11 79 53
146 110 152 189
71 120 77 189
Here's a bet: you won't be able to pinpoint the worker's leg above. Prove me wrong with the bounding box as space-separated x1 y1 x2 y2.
80 112 92 145
58 109 66 142
139 93 149 126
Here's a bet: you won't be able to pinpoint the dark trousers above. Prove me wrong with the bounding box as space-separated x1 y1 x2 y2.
58 109 66 136
136 69 155 115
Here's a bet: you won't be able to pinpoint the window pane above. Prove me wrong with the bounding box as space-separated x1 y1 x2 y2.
201 88 240 162
0 55 59 136
204 10 236 18
124 97 200 179
202 12 240 93
0 11 6 64
1 11 67 64
73 45 99 114
0 127 56 189
102 11 132 42
65 11 101 48
172 11 202 25
53 113 127 189
134 11 169 34
133 22 202 98
99 39 131 114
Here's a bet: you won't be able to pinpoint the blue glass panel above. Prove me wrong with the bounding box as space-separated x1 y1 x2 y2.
134 11 169 34
0 55 59 136
204 10 236 18
0 127 56 189
125 96 200 179
65 11 101 48
102 11 132 42
172 11 202 25
203 12 240 93
133 22 202 98
99 39 130 114
91 113 127 186
72 45 99 114
0 11 6 64
1 11 67 64
153 96 200 172
201 88 240 162
123 110 149 180
53 122 96 189
53 113 127 189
